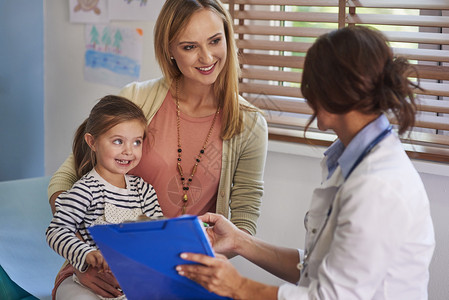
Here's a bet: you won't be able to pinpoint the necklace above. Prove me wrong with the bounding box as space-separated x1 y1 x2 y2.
175 79 220 214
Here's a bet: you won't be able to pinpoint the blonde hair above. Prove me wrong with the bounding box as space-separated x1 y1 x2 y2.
154 0 246 140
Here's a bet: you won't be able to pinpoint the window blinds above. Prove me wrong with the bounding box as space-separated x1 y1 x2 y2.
222 0 449 163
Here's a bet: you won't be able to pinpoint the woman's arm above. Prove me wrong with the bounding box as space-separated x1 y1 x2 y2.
203 213 300 283
228 110 268 235
72 267 123 298
178 253 279 300
49 191 63 215
177 213 300 299
48 154 78 214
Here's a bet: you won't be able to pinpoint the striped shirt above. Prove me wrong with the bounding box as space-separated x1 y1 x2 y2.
46 168 162 271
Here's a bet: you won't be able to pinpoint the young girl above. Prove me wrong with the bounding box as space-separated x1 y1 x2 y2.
46 95 163 300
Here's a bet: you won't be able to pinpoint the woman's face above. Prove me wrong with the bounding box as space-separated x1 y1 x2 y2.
170 9 227 87
315 104 339 132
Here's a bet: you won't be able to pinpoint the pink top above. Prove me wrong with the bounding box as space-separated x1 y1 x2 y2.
130 92 223 217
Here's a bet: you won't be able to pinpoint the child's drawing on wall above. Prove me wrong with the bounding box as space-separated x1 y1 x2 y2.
123 0 148 6
69 0 108 23
73 0 101 14
109 0 164 21
84 25 143 87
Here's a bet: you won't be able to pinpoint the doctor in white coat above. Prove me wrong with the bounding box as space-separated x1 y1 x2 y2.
175 26 435 300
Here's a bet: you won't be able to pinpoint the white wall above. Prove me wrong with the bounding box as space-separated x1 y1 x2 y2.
44 0 162 172
44 1 449 299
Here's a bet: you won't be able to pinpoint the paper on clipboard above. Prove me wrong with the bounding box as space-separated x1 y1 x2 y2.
89 215 231 300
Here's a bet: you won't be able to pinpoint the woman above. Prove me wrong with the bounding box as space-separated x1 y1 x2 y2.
48 0 267 298
176 26 435 300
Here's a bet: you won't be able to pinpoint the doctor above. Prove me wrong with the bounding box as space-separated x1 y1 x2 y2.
176 26 435 299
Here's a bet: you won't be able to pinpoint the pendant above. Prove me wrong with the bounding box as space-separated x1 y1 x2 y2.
183 194 188 202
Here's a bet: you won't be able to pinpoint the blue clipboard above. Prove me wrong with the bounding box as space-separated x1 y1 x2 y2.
89 215 231 300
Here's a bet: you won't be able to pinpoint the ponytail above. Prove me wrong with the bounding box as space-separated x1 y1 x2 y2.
375 57 421 135
72 119 95 179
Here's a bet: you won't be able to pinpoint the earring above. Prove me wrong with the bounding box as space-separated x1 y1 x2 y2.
170 56 175 60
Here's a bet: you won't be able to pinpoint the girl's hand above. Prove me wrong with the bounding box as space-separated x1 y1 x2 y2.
86 250 110 273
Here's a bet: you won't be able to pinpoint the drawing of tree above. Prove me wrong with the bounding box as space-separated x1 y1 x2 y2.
123 0 147 6
102 27 112 52
113 30 123 54
90 26 99 49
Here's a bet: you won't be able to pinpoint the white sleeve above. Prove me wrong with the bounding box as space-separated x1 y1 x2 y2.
278 283 309 300
297 249 305 267
276 248 307 299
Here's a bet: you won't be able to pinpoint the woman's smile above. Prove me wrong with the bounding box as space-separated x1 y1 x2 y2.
196 62 217 74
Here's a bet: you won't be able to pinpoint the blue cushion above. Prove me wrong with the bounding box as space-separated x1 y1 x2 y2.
0 177 65 300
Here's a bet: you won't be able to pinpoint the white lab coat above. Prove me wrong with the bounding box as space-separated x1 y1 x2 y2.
278 133 435 300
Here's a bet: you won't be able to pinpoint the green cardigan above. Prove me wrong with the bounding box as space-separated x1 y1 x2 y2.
48 77 268 235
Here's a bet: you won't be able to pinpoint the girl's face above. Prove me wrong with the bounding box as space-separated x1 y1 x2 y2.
85 119 146 186
170 9 227 88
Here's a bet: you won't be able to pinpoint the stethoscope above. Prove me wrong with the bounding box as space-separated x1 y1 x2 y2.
298 125 393 274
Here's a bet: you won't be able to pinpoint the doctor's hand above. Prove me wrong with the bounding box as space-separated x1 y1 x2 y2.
74 265 123 298
176 252 245 299
199 213 243 256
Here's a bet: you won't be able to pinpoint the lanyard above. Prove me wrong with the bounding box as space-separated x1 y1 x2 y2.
298 125 393 274
346 125 393 179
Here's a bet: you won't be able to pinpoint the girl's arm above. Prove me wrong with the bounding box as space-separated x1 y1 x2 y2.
138 178 163 218
46 186 96 272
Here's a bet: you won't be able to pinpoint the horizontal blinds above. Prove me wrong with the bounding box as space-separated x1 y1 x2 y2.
222 0 449 163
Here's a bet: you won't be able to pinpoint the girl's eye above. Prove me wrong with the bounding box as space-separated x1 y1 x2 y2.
113 139 123 145
133 140 142 146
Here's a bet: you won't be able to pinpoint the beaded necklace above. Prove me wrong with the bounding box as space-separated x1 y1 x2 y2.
175 79 220 214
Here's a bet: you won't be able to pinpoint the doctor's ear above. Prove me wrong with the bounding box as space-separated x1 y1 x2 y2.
84 133 96 152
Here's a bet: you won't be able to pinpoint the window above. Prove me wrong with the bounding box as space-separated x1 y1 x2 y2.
222 0 449 163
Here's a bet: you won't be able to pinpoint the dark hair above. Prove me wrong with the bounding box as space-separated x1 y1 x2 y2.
73 95 148 178
301 26 420 135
